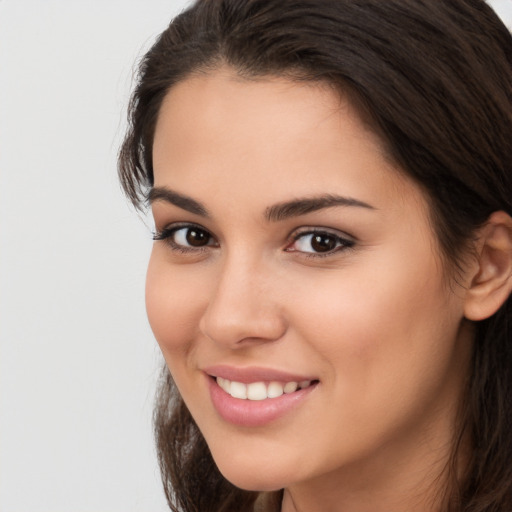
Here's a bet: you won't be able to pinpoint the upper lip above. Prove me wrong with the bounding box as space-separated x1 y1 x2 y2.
203 365 317 384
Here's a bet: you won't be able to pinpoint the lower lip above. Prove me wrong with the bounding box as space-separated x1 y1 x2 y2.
207 376 317 427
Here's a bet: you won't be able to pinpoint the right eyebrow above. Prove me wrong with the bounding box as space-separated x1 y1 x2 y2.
147 187 210 217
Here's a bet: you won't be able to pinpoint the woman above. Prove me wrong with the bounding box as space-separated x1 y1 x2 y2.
118 1 512 511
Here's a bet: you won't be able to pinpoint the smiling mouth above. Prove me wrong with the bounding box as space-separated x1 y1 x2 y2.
215 376 318 400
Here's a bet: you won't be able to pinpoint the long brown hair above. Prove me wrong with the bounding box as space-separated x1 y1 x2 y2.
118 1 512 510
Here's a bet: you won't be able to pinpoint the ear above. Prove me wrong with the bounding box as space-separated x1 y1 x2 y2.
464 211 512 321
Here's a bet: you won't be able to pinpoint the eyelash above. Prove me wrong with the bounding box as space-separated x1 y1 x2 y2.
152 223 216 254
152 223 355 258
287 229 355 258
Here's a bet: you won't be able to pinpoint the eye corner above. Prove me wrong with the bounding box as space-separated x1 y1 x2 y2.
285 227 355 257
152 222 218 253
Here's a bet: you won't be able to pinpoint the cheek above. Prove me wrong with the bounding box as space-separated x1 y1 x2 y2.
276 261 467 467
285 248 462 387
145 249 207 357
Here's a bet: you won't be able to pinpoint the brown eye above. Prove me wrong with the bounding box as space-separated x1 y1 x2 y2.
288 230 354 255
169 226 213 248
310 234 337 252
185 227 211 247
153 224 217 250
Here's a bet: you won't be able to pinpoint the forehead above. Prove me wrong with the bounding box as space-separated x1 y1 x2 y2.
154 69 382 151
152 68 423 215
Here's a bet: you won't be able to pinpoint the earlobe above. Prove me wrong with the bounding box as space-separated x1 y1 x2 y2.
464 211 512 321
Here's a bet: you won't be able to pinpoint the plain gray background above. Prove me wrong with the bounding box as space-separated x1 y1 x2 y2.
1 1 511 511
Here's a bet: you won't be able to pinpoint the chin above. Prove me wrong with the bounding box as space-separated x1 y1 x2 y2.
220 469 285 493
212 448 309 492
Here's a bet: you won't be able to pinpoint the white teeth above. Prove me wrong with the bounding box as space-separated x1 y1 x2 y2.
267 381 284 398
247 382 267 400
230 381 247 399
284 381 298 394
216 377 313 400
217 377 230 393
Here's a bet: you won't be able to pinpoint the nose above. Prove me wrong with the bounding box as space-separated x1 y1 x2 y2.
199 253 287 348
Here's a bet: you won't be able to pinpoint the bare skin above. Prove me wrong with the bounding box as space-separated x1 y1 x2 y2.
147 67 489 511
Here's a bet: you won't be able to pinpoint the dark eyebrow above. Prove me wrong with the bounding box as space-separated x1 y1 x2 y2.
148 187 373 221
147 187 209 217
265 194 375 222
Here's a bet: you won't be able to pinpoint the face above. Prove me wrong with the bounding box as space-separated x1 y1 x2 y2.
147 69 472 496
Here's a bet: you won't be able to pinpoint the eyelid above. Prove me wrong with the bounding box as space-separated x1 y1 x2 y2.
290 225 355 238
153 222 218 252
152 222 355 257
286 226 356 256
153 221 211 237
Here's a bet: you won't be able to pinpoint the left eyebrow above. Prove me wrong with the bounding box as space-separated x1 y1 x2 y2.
265 194 375 222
